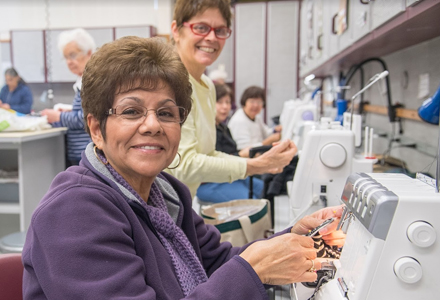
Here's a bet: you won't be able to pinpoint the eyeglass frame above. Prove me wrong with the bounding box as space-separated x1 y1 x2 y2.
106 104 187 124
182 22 232 39
63 51 85 62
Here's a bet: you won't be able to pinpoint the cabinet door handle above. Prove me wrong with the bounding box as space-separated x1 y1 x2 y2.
332 13 338 35
360 0 371 4
317 34 323 50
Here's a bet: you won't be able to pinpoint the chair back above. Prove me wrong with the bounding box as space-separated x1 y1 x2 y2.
0 253 24 300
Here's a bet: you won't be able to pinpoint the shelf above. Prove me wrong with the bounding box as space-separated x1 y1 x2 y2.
363 104 422 122
0 202 20 214
0 178 19 184
306 0 440 77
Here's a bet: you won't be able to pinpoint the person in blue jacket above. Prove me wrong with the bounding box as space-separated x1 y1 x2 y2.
0 68 33 114
41 28 95 167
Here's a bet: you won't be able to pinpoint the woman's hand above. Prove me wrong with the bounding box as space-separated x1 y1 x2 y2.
41 108 61 123
291 205 346 248
262 132 281 146
246 139 297 176
238 147 251 158
0 101 11 110
240 233 320 285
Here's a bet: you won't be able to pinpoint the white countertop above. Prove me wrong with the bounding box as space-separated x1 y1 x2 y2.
0 127 67 143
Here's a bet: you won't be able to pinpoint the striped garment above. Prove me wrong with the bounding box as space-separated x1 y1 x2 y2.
58 88 91 162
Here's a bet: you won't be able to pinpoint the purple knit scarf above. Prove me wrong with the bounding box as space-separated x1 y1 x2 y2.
103 160 208 296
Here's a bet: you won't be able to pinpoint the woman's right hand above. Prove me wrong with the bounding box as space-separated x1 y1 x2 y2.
41 108 61 123
246 139 297 176
239 233 320 285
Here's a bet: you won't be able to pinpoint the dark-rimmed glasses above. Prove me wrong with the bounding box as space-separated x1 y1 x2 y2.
107 104 187 124
183 22 232 39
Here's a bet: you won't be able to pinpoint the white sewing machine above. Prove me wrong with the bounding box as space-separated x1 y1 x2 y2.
309 172 439 300
288 119 375 223
280 98 318 147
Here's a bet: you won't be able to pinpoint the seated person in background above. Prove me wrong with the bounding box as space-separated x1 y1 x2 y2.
22 36 345 299
196 83 264 203
0 68 33 114
228 86 282 150
41 28 95 167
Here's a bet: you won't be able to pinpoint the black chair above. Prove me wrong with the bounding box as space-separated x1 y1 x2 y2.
248 145 274 226
248 145 273 199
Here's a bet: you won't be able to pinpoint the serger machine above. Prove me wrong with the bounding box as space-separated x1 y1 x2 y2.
288 119 375 223
311 172 438 300
280 98 318 147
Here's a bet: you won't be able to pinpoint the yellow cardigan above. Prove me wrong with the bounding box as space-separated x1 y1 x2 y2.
165 74 247 197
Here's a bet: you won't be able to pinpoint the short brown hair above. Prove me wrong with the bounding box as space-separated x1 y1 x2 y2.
173 0 232 28
81 36 192 140
240 86 266 108
214 83 233 102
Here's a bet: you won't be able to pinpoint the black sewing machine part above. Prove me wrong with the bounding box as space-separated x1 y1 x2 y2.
305 218 335 237
302 260 337 300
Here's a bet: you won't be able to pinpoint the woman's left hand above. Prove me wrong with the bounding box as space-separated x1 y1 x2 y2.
291 205 346 247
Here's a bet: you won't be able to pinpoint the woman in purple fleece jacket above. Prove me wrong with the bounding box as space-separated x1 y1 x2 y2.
22 36 344 300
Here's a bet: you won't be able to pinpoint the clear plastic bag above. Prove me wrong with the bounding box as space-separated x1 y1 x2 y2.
0 108 51 132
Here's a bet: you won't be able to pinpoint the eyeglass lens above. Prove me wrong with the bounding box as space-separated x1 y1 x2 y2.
189 23 231 39
111 104 185 123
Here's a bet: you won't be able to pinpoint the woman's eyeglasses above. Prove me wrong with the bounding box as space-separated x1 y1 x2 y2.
107 104 187 124
183 22 232 39
64 51 84 61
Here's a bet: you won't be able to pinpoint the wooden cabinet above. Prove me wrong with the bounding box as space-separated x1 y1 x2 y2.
0 128 66 232
11 25 156 83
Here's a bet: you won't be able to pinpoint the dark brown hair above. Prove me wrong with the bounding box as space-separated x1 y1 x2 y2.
81 36 192 140
240 86 266 108
173 0 232 28
214 83 233 102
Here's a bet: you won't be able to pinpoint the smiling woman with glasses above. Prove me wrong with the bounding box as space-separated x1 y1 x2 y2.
168 0 297 203
21 35 345 300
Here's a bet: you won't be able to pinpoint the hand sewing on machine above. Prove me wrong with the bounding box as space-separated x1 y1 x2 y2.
239 205 345 286
292 204 346 254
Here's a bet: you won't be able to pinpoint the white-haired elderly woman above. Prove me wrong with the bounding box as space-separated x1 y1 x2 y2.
41 28 96 167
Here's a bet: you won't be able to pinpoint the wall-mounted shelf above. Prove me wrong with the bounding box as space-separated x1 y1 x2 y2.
307 0 440 78
363 104 422 122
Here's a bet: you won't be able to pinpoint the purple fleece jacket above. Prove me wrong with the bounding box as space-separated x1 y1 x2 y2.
22 147 290 299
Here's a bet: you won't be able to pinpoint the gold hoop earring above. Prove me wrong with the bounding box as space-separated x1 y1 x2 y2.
167 152 181 170
94 145 109 165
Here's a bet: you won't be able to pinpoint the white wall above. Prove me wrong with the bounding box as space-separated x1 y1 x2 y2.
0 0 174 41
330 36 440 177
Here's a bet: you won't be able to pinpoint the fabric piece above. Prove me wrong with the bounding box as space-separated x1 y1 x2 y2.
312 235 341 259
